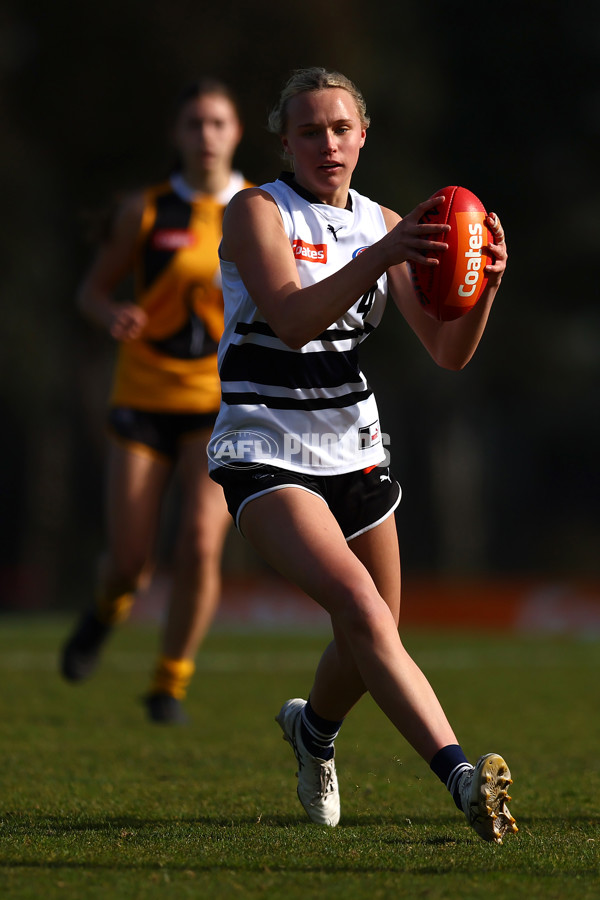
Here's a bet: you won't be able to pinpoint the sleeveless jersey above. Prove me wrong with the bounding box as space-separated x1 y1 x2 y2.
110 171 251 413
208 173 389 475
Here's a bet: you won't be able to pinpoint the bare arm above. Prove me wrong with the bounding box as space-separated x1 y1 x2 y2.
384 206 508 370
221 188 449 350
77 193 148 342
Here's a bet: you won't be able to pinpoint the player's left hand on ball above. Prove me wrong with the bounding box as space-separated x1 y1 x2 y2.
484 212 508 281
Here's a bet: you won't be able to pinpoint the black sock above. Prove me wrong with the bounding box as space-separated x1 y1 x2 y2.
430 744 472 810
300 697 344 761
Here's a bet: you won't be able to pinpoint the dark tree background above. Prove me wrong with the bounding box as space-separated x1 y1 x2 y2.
1 0 598 609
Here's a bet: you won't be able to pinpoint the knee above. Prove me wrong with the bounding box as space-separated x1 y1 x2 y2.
332 584 392 643
175 519 225 572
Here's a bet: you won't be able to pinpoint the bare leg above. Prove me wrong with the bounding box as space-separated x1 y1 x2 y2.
161 429 231 660
60 440 171 682
308 513 401 721
99 440 171 609
241 488 457 764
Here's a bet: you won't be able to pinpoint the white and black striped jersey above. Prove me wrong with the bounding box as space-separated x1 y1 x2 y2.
208 173 389 475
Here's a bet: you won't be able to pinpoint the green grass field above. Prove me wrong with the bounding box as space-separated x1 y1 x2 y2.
1 617 599 899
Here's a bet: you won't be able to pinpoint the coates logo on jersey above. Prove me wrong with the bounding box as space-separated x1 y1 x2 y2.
352 246 369 258
152 229 197 251
292 239 327 263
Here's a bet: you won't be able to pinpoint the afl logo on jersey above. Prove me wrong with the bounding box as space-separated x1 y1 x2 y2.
352 246 369 258
209 430 279 469
292 239 327 263
152 229 197 251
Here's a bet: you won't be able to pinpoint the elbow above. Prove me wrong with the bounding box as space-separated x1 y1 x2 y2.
445 357 470 372
281 334 308 351
433 349 473 372
272 322 312 351
430 333 480 371
261 288 321 349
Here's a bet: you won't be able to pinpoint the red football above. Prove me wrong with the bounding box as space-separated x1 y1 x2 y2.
408 186 493 321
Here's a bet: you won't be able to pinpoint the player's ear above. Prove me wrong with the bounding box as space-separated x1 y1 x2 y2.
359 128 367 149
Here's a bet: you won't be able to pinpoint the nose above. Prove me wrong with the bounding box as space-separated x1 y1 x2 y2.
321 129 337 154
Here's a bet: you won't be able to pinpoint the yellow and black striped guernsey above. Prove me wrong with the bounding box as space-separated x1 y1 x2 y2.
110 172 251 413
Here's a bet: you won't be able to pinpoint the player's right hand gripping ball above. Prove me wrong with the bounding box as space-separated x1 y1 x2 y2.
408 185 493 321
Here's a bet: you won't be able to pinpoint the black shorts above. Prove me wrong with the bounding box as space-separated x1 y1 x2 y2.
210 462 402 540
108 407 218 462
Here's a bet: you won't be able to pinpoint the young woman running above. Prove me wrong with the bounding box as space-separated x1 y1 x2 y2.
61 79 252 724
208 67 517 842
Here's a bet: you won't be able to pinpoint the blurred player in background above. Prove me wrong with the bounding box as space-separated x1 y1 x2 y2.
207 67 517 842
61 78 252 723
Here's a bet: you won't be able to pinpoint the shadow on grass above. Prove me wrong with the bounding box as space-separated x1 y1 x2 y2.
4 810 597 834
3 813 599 878
3 856 600 879
2 811 468 831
